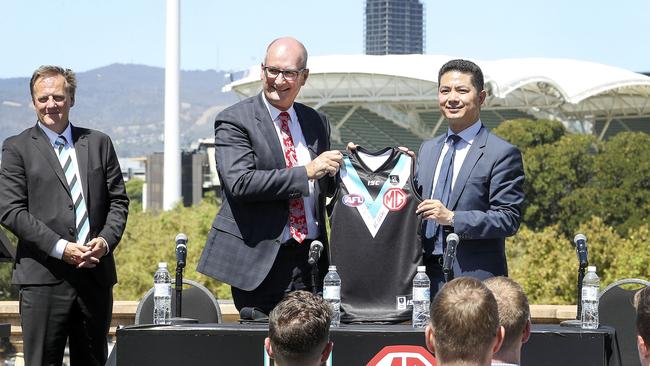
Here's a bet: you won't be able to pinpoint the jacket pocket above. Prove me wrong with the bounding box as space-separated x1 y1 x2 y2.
213 215 243 239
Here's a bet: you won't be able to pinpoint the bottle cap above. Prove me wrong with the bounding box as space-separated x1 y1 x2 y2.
328 265 337 271
417 265 426 272
587 265 596 272
158 262 167 268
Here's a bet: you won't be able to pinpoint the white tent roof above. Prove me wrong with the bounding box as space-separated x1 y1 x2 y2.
225 54 650 134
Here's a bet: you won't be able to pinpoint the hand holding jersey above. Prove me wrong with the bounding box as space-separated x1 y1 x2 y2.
328 146 422 323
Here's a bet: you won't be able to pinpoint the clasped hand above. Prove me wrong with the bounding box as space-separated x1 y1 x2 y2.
62 238 107 268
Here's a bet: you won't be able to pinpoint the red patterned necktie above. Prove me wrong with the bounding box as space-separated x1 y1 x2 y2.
278 111 308 243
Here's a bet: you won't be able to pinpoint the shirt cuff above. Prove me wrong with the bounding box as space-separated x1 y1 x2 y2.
98 237 110 256
50 239 68 260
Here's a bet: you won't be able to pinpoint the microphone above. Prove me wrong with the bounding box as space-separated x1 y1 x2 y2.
308 240 324 265
573 233 588 268
175 233 188 269
239 307 269 322
443 233 460 278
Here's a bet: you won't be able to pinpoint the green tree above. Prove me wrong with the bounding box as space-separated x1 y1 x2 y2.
520 134 599 231
0 228 18 300
493 118 566 150
507 217 638 304
125 178 144 213
113 197 230 301
560 132 650 235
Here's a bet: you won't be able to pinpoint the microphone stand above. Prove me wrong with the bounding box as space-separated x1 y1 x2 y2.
443 266 453 283
561 261 588 327
576 263 587 320
175 263 184 318
311 262 319 296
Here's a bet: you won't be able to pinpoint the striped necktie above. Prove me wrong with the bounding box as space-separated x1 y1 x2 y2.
54 136 90 245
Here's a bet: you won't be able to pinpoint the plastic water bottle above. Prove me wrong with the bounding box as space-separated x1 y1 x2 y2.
323 265 341 327
581 265 600 329
412 266 431 328
153 262 172 325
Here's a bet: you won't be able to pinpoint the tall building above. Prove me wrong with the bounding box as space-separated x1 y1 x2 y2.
365 0 425 55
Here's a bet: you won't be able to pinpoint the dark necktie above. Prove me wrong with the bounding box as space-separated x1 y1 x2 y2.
55 136 89 244
426 134 461 253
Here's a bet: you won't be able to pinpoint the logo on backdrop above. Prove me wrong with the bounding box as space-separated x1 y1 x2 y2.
366 345 436 366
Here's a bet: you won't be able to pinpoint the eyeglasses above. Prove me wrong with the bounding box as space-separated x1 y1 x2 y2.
262 65 305 81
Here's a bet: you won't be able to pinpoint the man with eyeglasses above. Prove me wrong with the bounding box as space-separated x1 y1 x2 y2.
198 37 343 316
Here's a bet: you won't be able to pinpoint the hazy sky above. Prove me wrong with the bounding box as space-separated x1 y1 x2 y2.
3 0 649 78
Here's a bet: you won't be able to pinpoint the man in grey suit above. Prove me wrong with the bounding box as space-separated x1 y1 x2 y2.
0 65 129 365
415 59 525 294
198 37 342 315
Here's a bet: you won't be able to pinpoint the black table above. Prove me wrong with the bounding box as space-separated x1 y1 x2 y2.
116 323 620 366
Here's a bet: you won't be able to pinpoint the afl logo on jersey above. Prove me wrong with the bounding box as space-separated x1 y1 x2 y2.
383 188 407 211
342 194 365 207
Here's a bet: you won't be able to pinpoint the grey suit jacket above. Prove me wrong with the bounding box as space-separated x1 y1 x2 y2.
197 93 333 291
415 124 525 279
0 124 129 286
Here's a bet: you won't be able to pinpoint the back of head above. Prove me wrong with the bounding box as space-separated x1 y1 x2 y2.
484 277 530 354
268 291 331 366
430 277 499 364
437 59 484 92
637 287 650 346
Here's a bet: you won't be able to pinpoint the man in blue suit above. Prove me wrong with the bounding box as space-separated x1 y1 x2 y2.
415 59 525 294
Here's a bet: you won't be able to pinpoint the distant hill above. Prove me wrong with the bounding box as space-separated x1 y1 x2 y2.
0 63 240 157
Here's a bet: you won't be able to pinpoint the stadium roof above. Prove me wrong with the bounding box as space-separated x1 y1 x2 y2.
225 55 650 137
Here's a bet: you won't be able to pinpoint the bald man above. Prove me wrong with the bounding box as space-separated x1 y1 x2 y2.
198 37 342 314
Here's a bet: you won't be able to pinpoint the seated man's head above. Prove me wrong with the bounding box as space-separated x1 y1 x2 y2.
484 276 531 364
636 287 650 366
265 290 333 366
426 277 504 366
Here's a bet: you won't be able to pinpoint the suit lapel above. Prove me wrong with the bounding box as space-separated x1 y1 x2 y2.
254 93 286 168
449 126 488 209
72 126 90 205
30 125 69 195
294 103 319 159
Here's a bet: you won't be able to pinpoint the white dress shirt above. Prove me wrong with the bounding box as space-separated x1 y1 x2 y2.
430 120 482 254
38 122 90 259
431 120 483 198
262 97 319 241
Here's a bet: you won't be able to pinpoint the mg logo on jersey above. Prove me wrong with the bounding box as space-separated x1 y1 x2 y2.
366 345 437 366
342 193 365 207
383 188 407 211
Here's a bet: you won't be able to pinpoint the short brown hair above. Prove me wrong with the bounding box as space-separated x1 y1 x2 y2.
30 65 77 102
430 277 500 364
484 277 530 351
268 291 331 364
636 287 650 345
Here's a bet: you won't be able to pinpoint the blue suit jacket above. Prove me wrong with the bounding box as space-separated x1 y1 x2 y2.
197 93 333 291
415 124 524 283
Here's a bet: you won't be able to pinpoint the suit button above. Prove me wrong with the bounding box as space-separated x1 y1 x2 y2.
68 204 73 210
275 239 281 244
68 227 75 235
